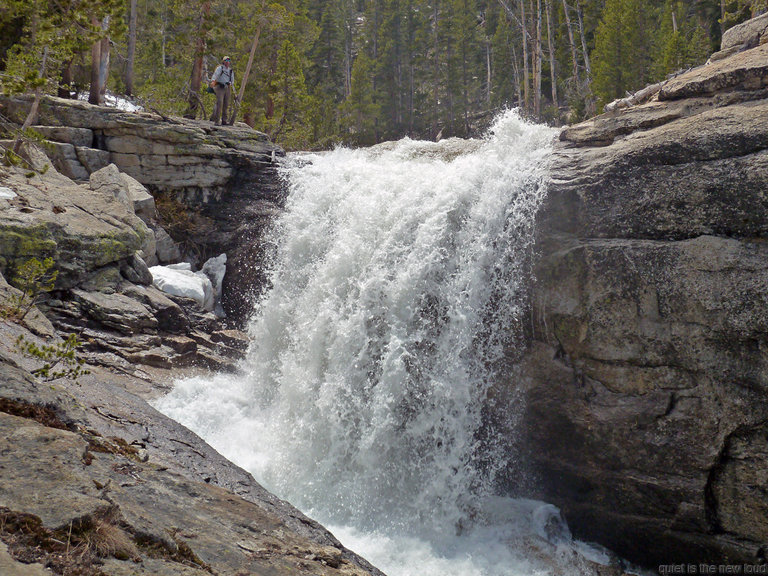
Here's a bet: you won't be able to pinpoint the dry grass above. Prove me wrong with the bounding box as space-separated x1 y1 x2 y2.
0 397 69 430
77 516 139 561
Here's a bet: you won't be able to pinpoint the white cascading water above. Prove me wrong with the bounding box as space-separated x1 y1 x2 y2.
156 111 611 575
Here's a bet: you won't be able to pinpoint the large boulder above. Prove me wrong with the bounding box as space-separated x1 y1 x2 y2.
89 163 157 222
0 146 151 289
721 11 768 51
71 289 158 334
514 37 768 567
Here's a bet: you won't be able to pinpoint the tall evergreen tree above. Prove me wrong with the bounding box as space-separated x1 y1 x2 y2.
592 0 652 107
341 51 381 144
651 0 710 80
1 0 123 97
448 0 481 136
262 39 313 147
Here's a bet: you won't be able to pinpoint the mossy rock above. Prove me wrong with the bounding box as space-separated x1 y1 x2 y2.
0 225 58 260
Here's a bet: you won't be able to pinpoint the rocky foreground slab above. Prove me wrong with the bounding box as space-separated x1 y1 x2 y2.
0 316 382 575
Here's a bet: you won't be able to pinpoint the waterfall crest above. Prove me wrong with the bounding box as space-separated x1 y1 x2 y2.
157 111 606 575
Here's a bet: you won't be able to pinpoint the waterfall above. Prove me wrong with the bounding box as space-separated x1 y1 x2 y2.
156 111 609 575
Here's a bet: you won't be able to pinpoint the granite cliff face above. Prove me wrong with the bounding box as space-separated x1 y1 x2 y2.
516 17 768 568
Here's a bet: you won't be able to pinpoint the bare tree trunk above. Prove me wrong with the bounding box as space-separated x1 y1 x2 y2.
562 0 580 85
343 0 353 97
519 0 529 110
433 1 440 138
546 0 557 108
88 16 102 105
238 26 262 104
14 47 48 155
98 18 110 103
577 1 591 81
447 41 455 135
407 0 415 135
126 0 137 95
534 0 542 118
511 42 522 108
161 9 167 67
486 38 492 104
233 0 267 119
461 0 469 135
228 21 262 125
184 1 211 119
372 0 381 142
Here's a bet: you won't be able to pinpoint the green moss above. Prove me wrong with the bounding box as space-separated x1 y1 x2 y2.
94 236 132 265
0 226 57 259
83 230 140 268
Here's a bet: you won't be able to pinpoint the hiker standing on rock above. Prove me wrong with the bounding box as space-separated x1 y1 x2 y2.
210 56 235 126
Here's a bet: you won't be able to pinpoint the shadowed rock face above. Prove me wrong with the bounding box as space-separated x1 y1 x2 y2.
515 35 768 566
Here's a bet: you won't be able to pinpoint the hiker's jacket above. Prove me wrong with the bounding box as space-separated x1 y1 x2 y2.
212 65 234 87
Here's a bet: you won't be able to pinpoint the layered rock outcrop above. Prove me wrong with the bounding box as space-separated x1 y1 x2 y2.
517 28 768 567
0 146 245 374
1 95 284 324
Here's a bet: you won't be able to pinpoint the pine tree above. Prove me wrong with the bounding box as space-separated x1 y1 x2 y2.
722 0 767 30
651 1 710 81
491 7 522 108
447 0 481 136
379 0 404 138
341 51 381 145
1 0 124 97
592 0 652 108
262 40 314 149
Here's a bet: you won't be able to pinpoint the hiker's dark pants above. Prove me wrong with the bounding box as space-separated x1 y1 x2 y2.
210 83 231 124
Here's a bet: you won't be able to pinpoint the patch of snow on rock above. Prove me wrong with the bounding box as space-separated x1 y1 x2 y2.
150 265 215 311
200 254 227 317
77 91 143 112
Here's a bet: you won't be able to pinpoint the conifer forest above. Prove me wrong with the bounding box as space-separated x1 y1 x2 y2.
1 0 766 149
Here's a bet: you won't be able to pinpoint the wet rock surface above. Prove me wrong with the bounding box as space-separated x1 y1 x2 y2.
517 26 768 567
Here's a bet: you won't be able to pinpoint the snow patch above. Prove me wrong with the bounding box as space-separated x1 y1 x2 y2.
149 254 227 314
77 91 143 112
150 265 215 311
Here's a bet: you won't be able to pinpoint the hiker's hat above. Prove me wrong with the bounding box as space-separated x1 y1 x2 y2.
223 56 231 62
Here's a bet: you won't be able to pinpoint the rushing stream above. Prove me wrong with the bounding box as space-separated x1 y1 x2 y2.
156 111 611 575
